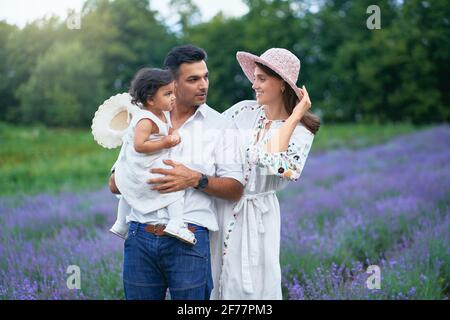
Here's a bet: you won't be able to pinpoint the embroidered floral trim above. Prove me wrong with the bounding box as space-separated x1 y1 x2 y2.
243 109 306 182
249 141 307 181
229 102 260 120
222 213 237 256
218 211 238 298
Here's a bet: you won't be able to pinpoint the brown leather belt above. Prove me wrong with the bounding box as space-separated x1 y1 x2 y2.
144 224 196 236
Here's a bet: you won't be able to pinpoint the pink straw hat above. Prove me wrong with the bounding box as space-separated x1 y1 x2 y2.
236 48 303 100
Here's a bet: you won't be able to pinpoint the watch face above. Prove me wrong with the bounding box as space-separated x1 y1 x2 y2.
195 174 208 189
199 174 208 189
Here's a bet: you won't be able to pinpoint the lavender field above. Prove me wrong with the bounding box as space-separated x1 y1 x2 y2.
0 126 449 299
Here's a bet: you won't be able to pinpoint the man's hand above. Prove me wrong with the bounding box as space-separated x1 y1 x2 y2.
148 160 244 201
148 160 201 193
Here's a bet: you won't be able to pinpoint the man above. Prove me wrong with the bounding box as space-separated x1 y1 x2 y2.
109 45 244 300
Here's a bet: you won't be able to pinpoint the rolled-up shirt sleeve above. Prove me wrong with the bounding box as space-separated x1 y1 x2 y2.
250 125 314 181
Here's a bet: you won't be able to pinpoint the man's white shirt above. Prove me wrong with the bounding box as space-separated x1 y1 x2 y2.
112 104 244 231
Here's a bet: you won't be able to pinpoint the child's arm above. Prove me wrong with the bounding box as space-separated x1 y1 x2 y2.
134 118 179 153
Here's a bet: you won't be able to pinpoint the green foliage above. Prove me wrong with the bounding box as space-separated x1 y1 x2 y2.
0 0 449 126
0 21 18 121
17 41 106 126
186 14 247 111
0 0 177 127
0 121 417 196
92 0 177 91
0 122 120 195
311 122 418 152
2 17 67 122
183 0 450 122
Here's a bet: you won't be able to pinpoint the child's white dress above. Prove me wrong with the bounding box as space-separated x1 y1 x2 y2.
114 109 184 216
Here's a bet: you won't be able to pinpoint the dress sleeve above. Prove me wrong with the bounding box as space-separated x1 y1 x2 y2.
222 100 259 122
249 124 314 181
214 119 245 185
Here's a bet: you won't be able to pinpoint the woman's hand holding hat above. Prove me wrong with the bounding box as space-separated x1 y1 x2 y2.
292 85 311 122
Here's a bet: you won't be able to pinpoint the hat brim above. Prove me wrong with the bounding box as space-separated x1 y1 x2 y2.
91 93 139 149
236 51 303 101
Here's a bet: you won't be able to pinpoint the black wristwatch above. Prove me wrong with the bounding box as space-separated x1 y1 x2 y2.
194 173 209 190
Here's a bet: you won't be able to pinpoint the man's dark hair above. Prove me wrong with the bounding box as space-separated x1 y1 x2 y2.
163 44 207 77
128 68 173 107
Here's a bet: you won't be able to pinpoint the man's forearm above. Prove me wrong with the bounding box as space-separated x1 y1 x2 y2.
205 176 243 201
190 172 243 202
148 161 244 200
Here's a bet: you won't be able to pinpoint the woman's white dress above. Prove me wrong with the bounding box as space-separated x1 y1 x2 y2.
114 109 184 214
210 100 314 300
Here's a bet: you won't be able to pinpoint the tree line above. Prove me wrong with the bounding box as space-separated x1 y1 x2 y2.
0 0 448 127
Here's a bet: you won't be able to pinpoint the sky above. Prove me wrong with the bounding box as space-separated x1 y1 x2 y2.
0 0 249 28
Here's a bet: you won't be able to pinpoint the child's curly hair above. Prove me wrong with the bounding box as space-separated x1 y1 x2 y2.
129 68 173 108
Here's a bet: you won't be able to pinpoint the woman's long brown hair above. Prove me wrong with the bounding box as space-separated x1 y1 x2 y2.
255 62 320 134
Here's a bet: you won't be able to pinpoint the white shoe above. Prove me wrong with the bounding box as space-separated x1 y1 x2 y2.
164 223 197 245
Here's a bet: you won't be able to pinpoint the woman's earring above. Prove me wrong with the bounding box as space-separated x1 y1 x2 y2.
281 87 285 93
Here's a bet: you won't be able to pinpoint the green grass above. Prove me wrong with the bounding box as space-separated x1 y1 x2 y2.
0 121 420 195
0 122 120 195
311 122 421 152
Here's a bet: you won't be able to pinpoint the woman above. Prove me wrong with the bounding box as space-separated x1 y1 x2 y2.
210 48 320 299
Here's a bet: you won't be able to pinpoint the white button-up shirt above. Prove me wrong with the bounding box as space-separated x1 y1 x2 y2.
112 103 244 231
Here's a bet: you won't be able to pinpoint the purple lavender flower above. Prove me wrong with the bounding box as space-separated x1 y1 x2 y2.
281 126 450 299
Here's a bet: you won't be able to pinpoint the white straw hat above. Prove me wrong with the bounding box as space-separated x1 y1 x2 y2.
91 92 140 149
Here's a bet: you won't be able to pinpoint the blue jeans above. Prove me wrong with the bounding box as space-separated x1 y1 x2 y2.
123 221 213 300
